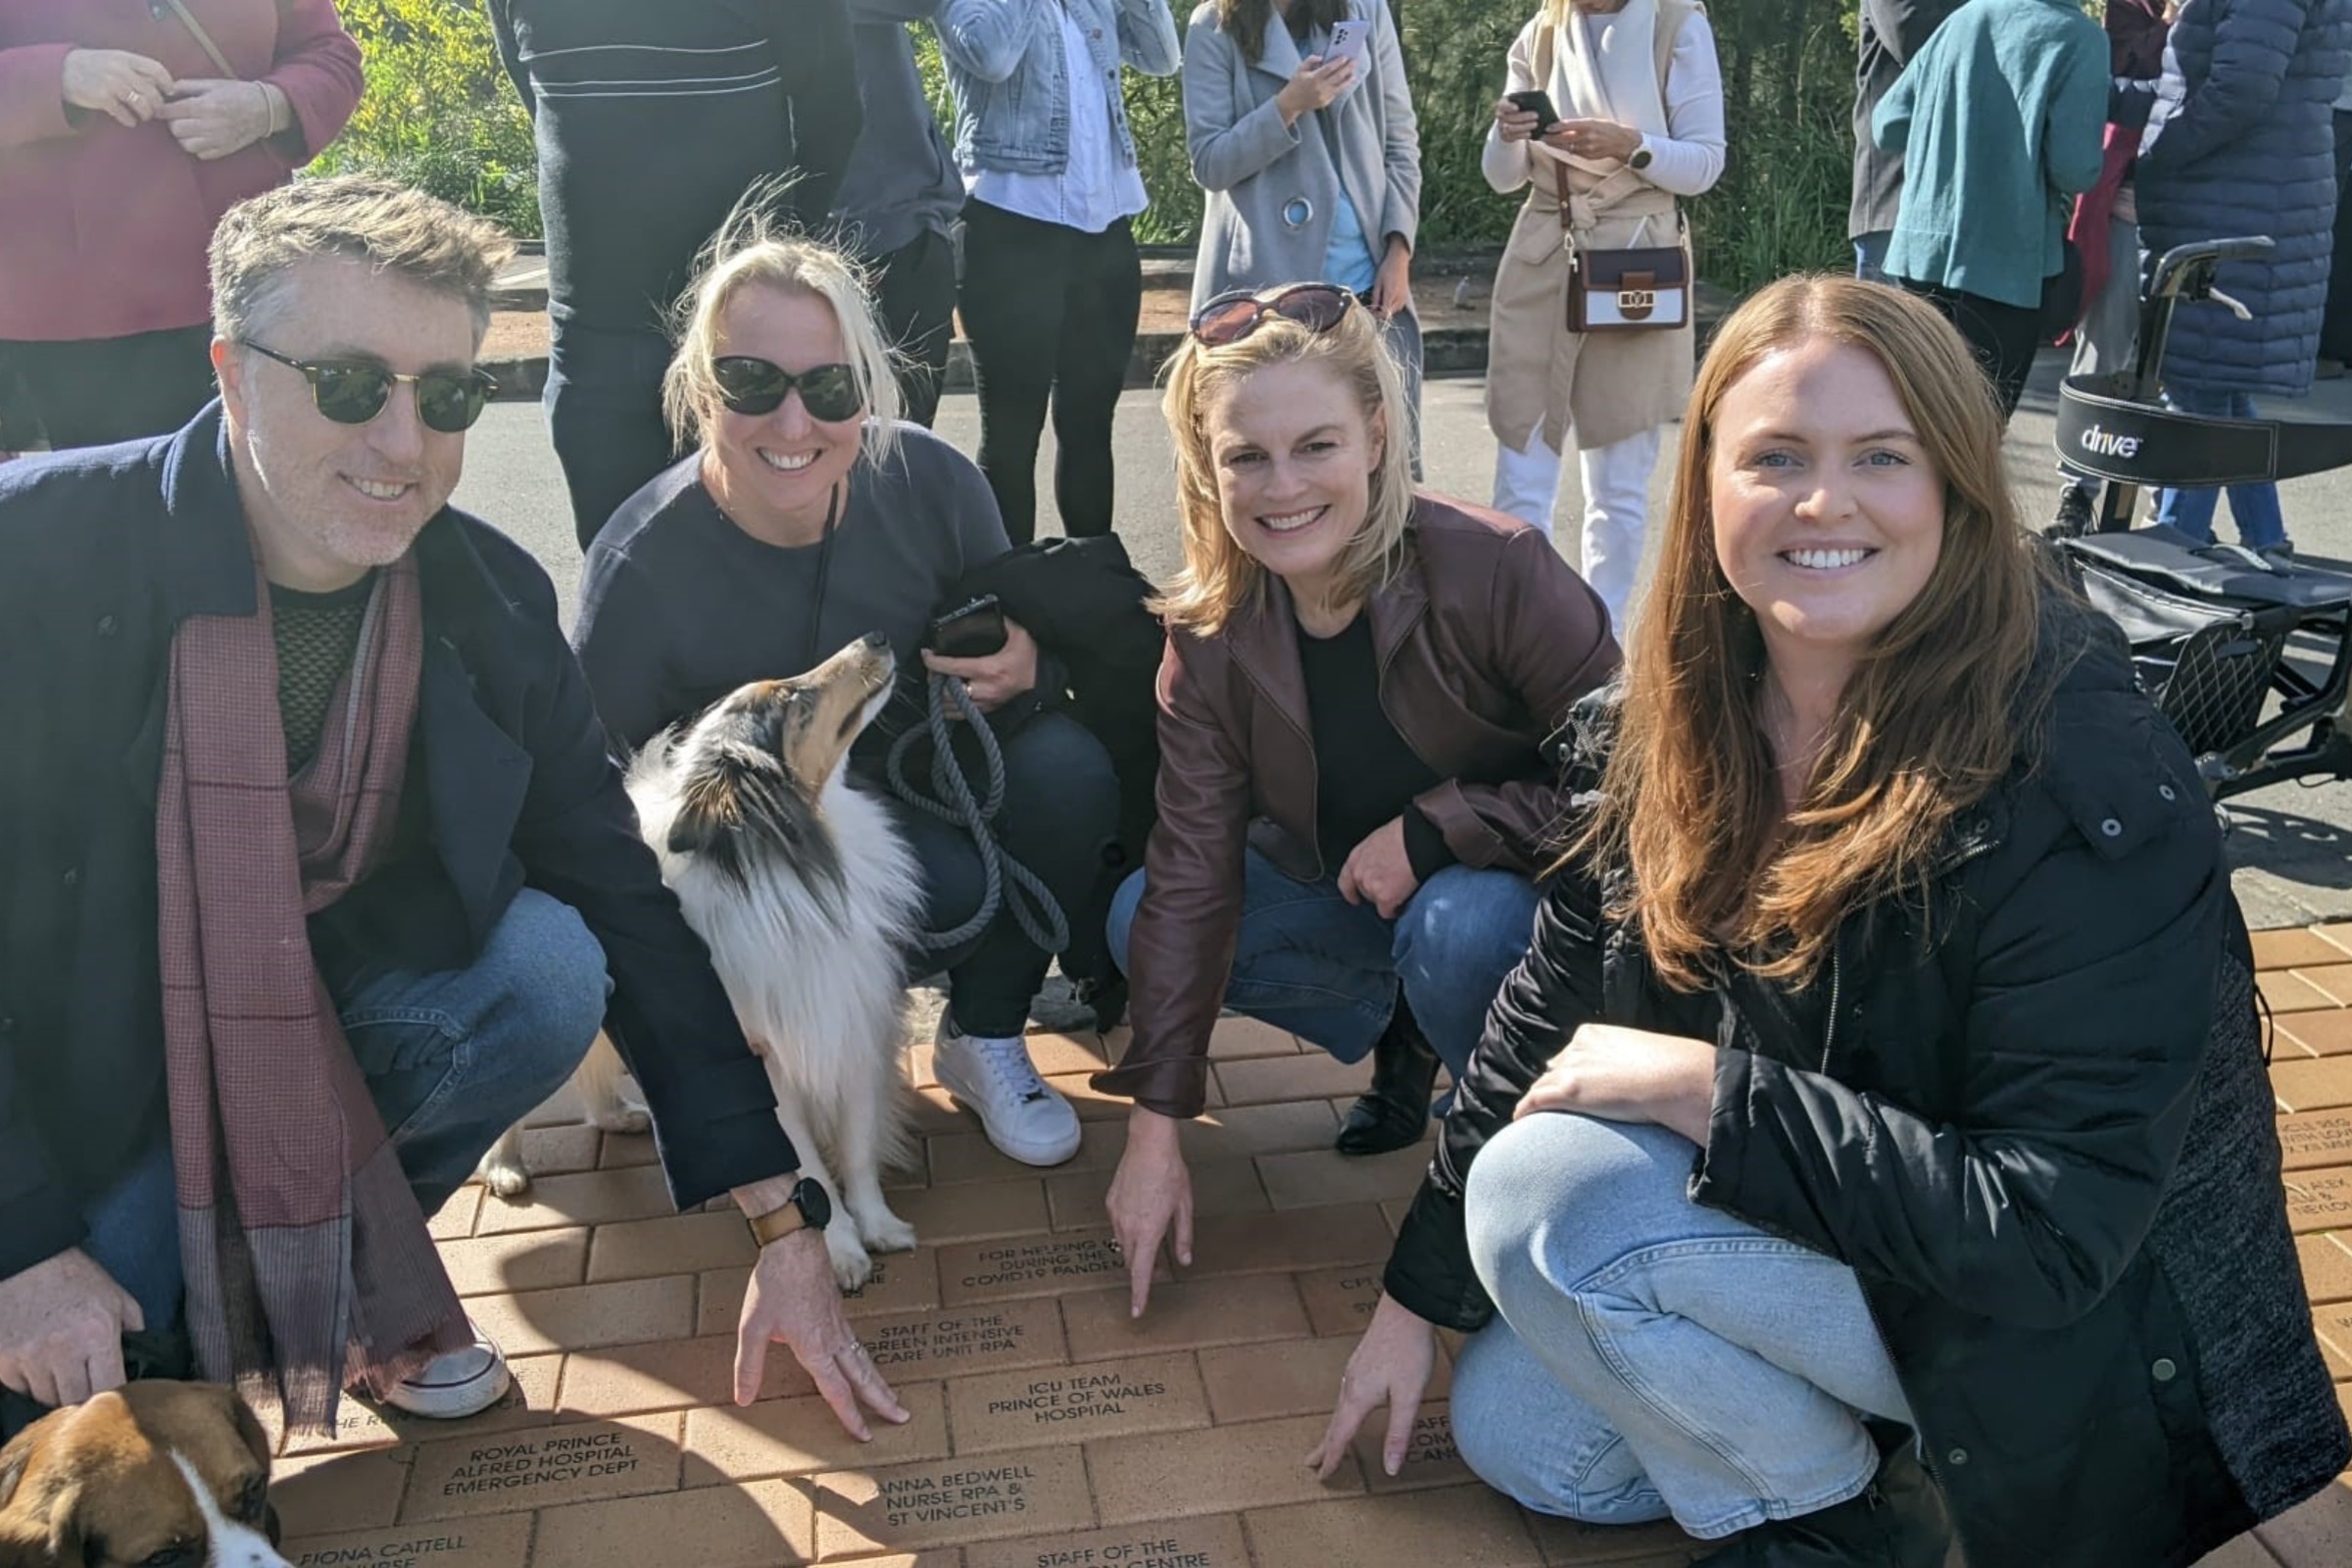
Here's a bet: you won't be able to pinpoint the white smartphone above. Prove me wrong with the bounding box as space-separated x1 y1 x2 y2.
1326 18 1370 73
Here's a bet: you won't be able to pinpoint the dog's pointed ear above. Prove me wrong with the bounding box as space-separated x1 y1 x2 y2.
665 774 740 859
224 1388 271 1473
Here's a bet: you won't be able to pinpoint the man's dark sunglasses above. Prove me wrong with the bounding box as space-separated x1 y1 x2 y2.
1190 282 1358 347
711 356 864 421
240 341 496 433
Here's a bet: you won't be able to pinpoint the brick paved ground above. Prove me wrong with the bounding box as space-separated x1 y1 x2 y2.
268 945 2352 1568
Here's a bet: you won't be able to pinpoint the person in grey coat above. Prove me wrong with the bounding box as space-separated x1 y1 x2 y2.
1849 0 1961 282
1182 0 1424 466
2135 0 2352 553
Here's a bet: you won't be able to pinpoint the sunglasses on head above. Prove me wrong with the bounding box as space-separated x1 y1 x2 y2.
711 356 864 421
240 341 495 433
1189 282 1358 347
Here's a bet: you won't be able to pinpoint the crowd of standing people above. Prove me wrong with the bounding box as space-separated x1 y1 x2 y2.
6 3 2352 1566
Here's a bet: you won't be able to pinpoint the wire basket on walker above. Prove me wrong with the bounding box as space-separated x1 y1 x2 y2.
2047 237 2352 801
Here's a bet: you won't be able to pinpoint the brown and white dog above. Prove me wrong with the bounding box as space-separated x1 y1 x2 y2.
482 635 925 1290
0 1382 285 1567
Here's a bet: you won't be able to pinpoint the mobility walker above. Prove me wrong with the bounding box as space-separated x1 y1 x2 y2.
2047 236 2352 801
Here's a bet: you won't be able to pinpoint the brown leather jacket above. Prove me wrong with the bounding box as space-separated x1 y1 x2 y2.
1097 496 1620 1118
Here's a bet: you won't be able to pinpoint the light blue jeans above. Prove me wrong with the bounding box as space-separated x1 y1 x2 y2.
1452 1114 1912 1541
1854 230 1892 285
2154 384 2288 549
80 889 608 1332
1105 849 1542 1084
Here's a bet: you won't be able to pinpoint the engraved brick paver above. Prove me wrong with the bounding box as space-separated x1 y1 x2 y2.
963 1513 1252 1568
948 1352 1211 1452
389 930 2352 1566
281 1511 536 1568
401 1415 683 1522
812 1445 1096 1555
937 1229 1163 1306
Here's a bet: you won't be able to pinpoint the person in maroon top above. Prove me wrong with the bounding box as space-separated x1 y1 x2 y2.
0 0 362 452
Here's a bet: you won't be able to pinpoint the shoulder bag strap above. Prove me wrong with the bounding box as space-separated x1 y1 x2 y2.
161 0 239 77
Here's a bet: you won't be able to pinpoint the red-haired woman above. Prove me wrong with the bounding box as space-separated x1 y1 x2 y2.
1309 275 2348 1566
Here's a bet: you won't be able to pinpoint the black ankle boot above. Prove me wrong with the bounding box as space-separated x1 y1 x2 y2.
1690 1446 1952 1567
1335 999 1441 1156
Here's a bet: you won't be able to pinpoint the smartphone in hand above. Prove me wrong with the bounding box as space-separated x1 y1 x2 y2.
1505 88 1563 134
1326 19 1370 74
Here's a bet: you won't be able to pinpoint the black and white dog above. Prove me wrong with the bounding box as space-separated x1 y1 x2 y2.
481 634 924 1290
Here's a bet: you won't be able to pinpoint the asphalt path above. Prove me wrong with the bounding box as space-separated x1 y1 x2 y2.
452 350 2352 928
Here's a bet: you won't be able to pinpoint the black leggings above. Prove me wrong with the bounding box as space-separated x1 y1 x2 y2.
957 201 1141 544
1899 279 2042 424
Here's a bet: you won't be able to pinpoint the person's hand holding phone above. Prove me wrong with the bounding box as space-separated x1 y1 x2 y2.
922 618 1039 714
1276 54 1358 124
1494 93 1548 145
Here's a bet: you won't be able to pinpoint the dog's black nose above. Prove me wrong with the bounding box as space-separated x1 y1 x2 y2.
861 631 889 650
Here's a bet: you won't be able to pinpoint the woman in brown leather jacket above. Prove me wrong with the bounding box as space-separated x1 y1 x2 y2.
1091 282 1618 1315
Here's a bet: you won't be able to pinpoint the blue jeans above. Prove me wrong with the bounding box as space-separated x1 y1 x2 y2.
1104 849 1542 1083
1451 1114 1911 1541
1854 230 1892 285
80 889 608 1332
2153 385 2287 549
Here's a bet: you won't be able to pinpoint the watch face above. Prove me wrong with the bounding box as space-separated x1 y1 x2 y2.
791 1176 833 1231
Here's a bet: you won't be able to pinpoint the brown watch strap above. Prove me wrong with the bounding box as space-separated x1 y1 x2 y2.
746 1201 808 1248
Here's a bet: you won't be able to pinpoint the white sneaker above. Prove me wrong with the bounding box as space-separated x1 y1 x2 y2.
378 1323 513 1419
933 1015 1082 1166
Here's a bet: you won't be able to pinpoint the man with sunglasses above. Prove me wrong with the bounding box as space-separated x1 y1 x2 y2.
0 177 906 1448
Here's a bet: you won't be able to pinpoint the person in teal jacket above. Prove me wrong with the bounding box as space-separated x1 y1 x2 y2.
1872 0 2107 421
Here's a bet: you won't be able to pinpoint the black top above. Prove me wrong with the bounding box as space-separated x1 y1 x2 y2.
270 573 375 773
576 426 1011 759
1295 613 1452 879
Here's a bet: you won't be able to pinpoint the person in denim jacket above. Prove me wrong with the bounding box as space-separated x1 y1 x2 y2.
936 0 1182 545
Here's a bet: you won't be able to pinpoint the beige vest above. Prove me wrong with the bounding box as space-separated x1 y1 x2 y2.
1487 0 1699 454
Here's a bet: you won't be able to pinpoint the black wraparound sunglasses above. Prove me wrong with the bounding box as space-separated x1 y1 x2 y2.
240 341 496 433
1189 282 1358 347
711 356 864 421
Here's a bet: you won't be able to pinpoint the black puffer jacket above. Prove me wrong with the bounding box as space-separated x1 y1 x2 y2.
1385 610 2348 1567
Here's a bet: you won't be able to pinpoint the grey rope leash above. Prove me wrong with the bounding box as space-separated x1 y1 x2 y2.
885 674 1069 955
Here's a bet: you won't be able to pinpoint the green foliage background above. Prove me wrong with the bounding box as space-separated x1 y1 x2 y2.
319 0 1871 295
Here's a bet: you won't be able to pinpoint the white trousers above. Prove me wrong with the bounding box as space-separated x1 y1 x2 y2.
1491 425 1663 638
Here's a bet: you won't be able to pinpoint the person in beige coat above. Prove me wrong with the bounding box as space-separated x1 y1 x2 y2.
1484 0 1723 633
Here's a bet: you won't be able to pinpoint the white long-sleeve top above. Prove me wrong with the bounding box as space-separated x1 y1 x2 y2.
1481 9 1727 201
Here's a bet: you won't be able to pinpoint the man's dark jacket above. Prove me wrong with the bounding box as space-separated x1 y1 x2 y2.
1384 611 2348 1567
0 410 798 1283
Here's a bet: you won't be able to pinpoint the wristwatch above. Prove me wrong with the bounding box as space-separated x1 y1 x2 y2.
746 1177 832 1247
1629 141 1655 172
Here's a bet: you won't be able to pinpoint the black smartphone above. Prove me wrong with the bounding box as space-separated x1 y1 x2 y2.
1506 88 1562 133
927 593 1007 659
